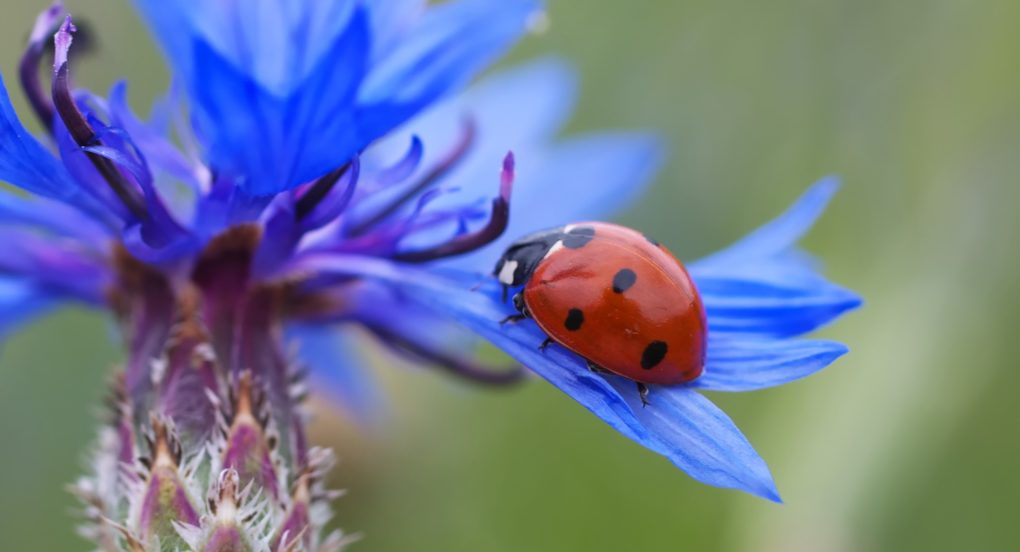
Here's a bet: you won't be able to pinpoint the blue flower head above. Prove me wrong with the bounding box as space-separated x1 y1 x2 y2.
0 0 858 508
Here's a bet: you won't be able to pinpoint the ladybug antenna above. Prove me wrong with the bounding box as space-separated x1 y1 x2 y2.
20 3 65 133
394 151 514 263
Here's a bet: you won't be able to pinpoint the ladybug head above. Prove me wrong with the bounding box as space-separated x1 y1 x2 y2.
493 227 565 288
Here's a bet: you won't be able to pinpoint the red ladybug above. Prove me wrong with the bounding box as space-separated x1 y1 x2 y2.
494 222 706 403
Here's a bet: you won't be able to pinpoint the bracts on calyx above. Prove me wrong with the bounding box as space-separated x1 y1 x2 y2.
71 230 349 552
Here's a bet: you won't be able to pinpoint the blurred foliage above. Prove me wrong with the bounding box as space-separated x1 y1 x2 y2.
2 0 1018 550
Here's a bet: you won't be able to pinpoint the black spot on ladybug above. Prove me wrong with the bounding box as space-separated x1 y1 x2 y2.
563 226 595 249
641 341 668 369
564 308 585 331
643 233 660 247
612 268 637 293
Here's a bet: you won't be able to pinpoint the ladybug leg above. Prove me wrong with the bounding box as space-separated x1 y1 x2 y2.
538 337 554 351
585 360 610 374
637 383 651 407
500 292 531 324
500 313 527 325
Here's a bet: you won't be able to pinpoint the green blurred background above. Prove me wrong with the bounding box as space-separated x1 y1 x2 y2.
2 0 1018 550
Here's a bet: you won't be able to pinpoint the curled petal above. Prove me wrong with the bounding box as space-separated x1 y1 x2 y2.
441 132 664 270
51 18 149 221
253 195 300 279
108 81 202 193
350 122 474 235
52 20 193 261
394 152 513 262
20 3 66 129
53 115 132 220
691 337 848 392
120 223 200 265
297 158 360 231
81 144 148 184
370 135 423 188
83 129 197 258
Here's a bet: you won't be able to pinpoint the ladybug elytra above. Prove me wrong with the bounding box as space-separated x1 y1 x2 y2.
494 222 707 403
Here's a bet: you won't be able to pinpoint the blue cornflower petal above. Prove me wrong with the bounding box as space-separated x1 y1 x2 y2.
52 118 136 222
0 189 108 240
689 179 861 338
134 0 539 195
288 324 384 427
366 0 427 58
0 73 100 213
358 0 541 128
0 228 109 303
413 274 778 501
338 279 526 386
187 8 370 196
108 82 202 194
691 337 848 392
133 0 360 93
426 281 653 444
0 277 55 339
694 271 861 338
345 280 480 351
605 379 781 502
296 255 780 500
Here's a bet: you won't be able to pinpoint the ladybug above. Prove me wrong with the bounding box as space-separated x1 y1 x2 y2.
494 222 707 404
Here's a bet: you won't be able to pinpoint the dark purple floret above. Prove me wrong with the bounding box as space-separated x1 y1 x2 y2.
348 119 476 236
295 161 355 221
395 152 514 262
52 19 148 220
18 3 64 130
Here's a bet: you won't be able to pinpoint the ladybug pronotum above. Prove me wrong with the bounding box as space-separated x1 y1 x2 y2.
494 222 707 404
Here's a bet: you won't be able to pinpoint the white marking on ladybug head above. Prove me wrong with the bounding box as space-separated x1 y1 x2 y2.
498 259 519 285
544 240 564 259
